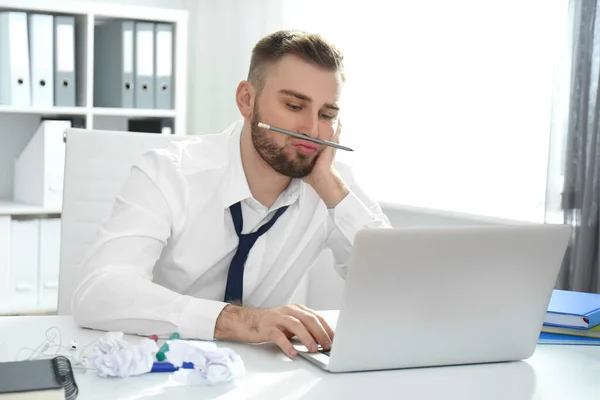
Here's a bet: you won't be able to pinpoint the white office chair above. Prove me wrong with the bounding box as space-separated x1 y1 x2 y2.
57 128 189 314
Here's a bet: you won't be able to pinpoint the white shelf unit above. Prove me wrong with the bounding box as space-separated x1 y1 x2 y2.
0 105 87 115
0 0 188 131
0 201 61 216
0 0 188 315
0 0 189 207
92 107 177 118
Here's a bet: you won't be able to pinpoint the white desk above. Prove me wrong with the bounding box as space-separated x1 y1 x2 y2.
1 314 599 400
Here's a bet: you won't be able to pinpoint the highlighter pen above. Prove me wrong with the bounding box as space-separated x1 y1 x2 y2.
150 361 194 373
258 122 354 152
156 332 180 361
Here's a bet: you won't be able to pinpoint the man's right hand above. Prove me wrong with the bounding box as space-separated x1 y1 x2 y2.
214 304 334 358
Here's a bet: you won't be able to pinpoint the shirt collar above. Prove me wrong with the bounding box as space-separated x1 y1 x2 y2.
221 121 304 210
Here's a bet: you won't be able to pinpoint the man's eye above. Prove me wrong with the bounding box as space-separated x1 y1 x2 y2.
287 104 302 111
320 113 335 120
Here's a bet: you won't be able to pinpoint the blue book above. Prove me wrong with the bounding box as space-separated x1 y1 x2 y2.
538 332 600 345
544 289 600 329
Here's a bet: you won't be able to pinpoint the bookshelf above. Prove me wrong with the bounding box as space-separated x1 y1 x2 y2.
0 105 87 115
0 0 188 314
0 201 60 216
0 0 188 212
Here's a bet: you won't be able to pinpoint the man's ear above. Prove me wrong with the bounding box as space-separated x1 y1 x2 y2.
236 81 254 118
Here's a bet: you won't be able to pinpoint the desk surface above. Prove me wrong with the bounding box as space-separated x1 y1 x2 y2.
0 314 599 400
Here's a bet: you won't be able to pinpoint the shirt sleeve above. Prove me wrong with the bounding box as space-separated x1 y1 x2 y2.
71 145 228 341
324 163 392 279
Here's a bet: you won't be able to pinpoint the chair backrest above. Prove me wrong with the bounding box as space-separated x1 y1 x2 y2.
57 128 191 314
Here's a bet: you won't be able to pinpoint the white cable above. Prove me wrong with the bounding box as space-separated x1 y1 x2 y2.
14 326 98 371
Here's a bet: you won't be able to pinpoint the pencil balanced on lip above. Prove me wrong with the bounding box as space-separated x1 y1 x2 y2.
258 122 354 152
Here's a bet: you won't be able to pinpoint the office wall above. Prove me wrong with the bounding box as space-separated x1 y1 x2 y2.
184 0 285 135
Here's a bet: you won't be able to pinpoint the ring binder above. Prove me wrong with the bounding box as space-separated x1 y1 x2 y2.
0 356 78 399
51 356 78 400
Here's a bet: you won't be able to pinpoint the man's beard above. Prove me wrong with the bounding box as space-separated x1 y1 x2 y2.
250 105 319 178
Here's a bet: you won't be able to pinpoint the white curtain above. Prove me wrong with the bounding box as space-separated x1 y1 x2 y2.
554 0 600 293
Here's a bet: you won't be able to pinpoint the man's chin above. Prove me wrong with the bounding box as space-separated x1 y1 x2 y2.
270 161 314 179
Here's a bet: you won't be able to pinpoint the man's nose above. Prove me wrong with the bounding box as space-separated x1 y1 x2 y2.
297 114 319 139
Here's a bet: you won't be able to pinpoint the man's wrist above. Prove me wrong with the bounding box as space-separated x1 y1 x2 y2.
214 304 246 340
312 170 350 208
214 304 265 342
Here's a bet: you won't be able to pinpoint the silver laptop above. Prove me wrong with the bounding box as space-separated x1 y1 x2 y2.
297 224 572 373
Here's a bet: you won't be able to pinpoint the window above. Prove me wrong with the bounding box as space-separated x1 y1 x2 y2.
282 0 570 222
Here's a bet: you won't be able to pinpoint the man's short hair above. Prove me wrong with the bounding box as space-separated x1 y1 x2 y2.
248 30 345 94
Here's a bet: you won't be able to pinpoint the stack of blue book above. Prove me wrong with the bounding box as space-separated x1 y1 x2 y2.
539 289 600 345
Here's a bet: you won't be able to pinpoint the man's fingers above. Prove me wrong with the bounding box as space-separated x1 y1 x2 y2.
295 305 335 345
265 306 336 358
291 309 332 351
279 315 318 352
312 313 335 343
270 329 297 359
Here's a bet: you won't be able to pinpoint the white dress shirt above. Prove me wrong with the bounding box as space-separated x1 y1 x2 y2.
71 120 391 340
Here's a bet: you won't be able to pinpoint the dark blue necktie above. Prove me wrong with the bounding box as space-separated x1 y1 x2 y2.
224 201 288 304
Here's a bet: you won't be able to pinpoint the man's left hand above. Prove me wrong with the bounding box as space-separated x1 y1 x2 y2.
303 122 350 208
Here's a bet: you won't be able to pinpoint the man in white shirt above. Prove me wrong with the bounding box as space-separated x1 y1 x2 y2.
72 30 391 359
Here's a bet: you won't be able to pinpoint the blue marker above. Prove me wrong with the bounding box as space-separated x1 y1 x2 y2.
156 332 180 361
150 361 194 373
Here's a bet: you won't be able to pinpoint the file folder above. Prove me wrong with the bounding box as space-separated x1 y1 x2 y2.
54 16 76 107
38 217 61 310
13 120 70 208
134 22 155 109
94 19 135 108
28 13 55 107
0 217 10 309
0 11 32 106
154 23 173 109
10 218 40 309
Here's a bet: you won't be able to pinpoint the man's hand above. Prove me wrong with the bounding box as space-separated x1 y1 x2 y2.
214 304 334 359
303 121 350 208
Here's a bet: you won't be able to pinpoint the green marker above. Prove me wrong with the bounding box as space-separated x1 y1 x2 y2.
156 332 180 361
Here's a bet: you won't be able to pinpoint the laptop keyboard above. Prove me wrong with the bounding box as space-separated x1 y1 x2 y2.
319 349 331 357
